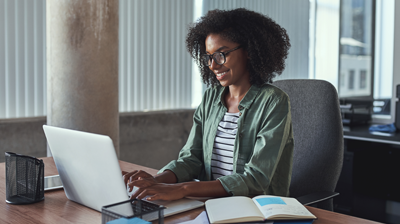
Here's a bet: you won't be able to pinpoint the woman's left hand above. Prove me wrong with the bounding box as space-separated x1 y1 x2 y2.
130 183 187 201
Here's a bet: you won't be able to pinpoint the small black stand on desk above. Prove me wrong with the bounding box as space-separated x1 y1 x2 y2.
335 124 400 224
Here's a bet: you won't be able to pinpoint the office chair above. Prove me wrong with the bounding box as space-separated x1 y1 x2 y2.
273 79 344 211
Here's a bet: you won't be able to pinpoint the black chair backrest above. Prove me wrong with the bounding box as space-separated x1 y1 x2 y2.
273 79 344 210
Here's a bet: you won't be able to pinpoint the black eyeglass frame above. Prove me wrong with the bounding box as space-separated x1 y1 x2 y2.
202 45 242 66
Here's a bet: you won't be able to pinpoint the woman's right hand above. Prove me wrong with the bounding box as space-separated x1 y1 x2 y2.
123 170 158 191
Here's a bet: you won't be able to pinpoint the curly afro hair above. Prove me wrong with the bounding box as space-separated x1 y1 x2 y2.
186 8 290 87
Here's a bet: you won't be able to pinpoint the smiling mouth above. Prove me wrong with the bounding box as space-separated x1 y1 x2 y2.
216 70 229 78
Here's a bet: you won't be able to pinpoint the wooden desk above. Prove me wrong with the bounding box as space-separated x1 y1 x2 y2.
0 157 381 224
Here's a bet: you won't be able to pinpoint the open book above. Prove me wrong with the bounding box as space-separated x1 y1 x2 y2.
205 195 316 224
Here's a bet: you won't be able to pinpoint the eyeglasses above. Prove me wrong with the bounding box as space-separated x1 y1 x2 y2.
202 45 242 66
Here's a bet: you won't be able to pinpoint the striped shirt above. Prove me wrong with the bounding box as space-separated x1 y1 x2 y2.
159 84 293 196
211 112 240 180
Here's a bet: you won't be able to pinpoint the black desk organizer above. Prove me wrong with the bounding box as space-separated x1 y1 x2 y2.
102 199 165 224
5 152 44 204
340 99 373 126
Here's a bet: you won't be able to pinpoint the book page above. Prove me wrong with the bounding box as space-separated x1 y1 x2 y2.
252 195 316 220
205 196 264 223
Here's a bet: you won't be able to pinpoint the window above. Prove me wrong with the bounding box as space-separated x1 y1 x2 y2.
311 0 394 121
360 70 367 89
340 73 346 87
1 0 311 119
338 0 374 98
348 70 355 90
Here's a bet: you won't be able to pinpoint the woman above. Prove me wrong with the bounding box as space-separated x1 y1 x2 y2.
124 8 293 201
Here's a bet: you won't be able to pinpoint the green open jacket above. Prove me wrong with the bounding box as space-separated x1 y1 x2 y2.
159 84 294 197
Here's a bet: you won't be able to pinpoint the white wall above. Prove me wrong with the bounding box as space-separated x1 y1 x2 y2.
392 0 400 123
374 0 394 101
313 0 340 88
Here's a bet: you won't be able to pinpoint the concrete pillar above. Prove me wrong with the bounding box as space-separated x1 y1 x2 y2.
46 0 119 156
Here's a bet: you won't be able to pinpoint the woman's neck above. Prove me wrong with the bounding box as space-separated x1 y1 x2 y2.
223 83 251 113
226 82 251 101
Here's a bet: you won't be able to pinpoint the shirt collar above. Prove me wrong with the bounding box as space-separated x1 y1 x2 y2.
214 85 262 109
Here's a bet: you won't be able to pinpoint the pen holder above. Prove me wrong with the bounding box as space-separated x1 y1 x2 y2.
5 152 44 204
102 199 165 224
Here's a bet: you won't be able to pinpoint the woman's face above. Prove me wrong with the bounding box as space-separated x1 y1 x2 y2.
205 33 250 87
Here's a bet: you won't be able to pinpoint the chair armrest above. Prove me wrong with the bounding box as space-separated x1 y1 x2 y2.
295 191 339 206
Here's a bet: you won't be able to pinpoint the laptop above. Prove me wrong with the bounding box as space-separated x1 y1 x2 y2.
42 125 204 218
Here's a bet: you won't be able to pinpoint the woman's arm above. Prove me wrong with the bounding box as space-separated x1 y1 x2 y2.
123 90 211 188
130 179 230 201
154 89 218 185
125 169 230 200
